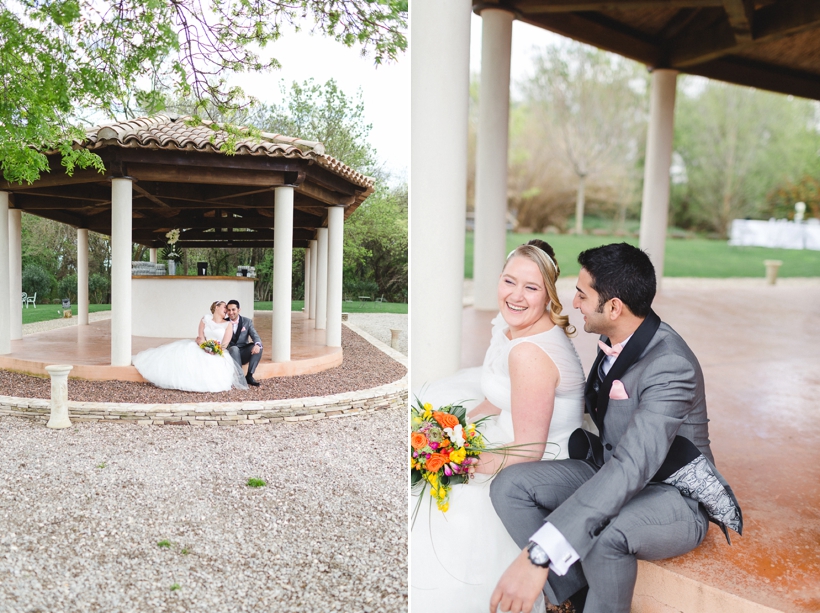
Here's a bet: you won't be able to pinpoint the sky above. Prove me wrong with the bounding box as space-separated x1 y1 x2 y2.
230 25 409 184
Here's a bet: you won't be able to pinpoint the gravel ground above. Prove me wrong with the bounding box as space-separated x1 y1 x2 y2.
0 405 407 613
1 327 405 404
344 314 407 356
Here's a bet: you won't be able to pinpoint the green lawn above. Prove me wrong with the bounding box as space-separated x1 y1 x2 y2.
21 303 111 325
465 232 820 279
254 300 408 314
20 299 406 326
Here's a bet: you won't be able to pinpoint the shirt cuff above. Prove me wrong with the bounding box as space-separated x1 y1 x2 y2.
530 522 580 576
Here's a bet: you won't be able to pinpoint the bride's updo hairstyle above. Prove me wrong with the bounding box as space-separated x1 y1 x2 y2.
210 300 226 314
504 240 576 337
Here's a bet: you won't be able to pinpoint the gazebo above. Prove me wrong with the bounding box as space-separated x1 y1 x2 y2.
0 114 374 374
411 0 820 384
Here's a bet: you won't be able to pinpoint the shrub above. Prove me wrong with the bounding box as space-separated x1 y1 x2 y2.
57 274 78 303
88 273 110 304
22 265 54 302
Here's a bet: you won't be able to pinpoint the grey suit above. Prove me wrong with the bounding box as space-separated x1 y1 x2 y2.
491 314 715 612
227 315 263 376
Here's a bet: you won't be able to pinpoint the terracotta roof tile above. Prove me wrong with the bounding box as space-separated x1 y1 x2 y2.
82 114 374 189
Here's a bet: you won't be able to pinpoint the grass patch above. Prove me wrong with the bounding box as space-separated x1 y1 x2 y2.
246 478 266 488
170 583 181 591
465 232 820 279
21 304 111 325
157 540 172 548
96 462 106 469
254 300 407 314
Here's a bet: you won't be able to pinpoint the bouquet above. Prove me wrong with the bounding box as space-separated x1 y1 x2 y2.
411 400 487 518
199 340 224 356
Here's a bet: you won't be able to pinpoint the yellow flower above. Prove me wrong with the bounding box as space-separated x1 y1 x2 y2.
437 487 447 500
423 403 433 419
411 416 422 427
449 447 467 464
437 501 449 512
427 473 438 486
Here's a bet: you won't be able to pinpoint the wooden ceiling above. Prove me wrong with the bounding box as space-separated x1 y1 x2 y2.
482 0 820 100
0 115 374 250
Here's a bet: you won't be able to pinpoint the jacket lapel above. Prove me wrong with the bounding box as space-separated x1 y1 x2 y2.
592 310 661 433
232 316 242 343
584 351 607 432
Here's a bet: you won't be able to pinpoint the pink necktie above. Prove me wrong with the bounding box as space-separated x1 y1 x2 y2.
598 340 623 358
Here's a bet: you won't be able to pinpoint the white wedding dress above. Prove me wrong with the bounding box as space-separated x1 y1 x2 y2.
132 314 248 393
410 313 585 613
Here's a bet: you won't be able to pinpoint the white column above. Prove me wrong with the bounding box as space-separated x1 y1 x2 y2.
149 248 157 263
315 228 329 330
639 69 678 289
308 239 318 321
410 0 472 385
0 192 9 354
272 186 294 362
77 228 89 326
326 206 344 347
473 7 514 311
303 247 311 315
111 178 132 366
9 208 22 340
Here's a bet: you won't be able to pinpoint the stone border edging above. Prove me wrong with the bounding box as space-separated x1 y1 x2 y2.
0 323 408 426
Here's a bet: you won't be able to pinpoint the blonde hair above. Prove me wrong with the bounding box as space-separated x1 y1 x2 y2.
503 244 576 337
210 300 226 314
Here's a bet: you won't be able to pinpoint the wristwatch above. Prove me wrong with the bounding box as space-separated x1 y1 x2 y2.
527 541 550 568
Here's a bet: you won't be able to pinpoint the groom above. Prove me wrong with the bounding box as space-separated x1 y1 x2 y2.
489 243 739 613
226 299 263 387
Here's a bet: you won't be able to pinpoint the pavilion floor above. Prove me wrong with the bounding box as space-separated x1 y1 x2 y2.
0 312 340 381
460 279 820 613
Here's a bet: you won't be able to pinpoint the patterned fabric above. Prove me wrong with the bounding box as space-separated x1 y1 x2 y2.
663 455 742 534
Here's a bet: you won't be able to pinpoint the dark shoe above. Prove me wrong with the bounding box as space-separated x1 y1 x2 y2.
246 374 260 387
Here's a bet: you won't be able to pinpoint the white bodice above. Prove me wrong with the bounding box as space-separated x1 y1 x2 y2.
203 315 230 343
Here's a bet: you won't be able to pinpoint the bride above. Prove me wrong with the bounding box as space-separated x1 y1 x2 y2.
132 300 249 393
411 241 585 612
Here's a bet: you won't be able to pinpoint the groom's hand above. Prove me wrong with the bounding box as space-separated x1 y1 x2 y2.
490 549 549 613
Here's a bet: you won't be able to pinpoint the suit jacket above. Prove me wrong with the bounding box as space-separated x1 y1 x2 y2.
228 315 262 349
547 312 717 560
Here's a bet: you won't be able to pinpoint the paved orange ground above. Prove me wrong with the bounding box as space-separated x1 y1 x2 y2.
0 312 340 380
460 281 820 612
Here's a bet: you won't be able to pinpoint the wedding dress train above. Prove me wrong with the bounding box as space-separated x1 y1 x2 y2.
132 315 248 393
411 314 585 612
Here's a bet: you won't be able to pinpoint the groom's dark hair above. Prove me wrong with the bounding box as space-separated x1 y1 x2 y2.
578 243 655 317
227 299 240 309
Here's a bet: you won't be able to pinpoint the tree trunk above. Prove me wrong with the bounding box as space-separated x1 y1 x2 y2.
574 174 587 234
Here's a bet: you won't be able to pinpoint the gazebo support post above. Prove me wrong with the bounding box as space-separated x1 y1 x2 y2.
0 191 10 354
315 228 329 331
308 239 318 321
639 69 678 290
9 208 22 340
111 178 132 366
149 248 157 264
272 185 294 362
77 228 89 325
473 5 513 311
304 247 311 317
326 206 344 347
409 0 472 385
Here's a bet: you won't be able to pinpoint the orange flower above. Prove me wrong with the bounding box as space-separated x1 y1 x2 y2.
425 453 448 473
439 439 450 448
411 432 428 450
432 411 459 430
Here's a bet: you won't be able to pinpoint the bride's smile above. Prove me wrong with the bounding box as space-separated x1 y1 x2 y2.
498 256 552 336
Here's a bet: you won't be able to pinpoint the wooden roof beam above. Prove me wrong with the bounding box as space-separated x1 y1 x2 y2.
668 0 820 67
688 56 820 100
515 0 721 13
521 12 661 65
0 168 107 191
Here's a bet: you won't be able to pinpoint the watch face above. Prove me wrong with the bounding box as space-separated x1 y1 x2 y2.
528 543 549 566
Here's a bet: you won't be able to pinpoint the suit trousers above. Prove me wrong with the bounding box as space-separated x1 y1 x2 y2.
490 459 709 613
228 344 262 376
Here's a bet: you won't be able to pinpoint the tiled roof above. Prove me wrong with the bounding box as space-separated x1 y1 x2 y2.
82 114 373 189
